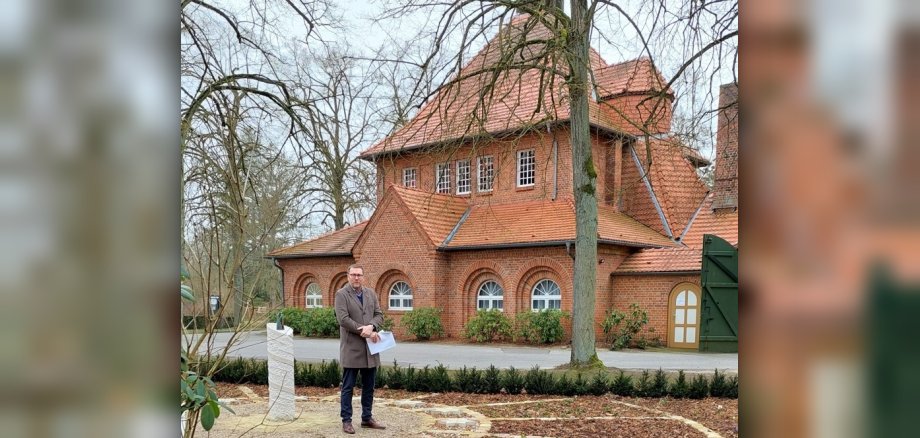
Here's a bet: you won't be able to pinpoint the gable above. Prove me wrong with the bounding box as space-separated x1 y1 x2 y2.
351 189 436 258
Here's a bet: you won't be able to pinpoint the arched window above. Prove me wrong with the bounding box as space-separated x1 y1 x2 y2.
531 279 561 311
305 283 322 308
388 281 413 310
477 281 504 311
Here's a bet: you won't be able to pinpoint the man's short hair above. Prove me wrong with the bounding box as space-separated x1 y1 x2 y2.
347 264 364 274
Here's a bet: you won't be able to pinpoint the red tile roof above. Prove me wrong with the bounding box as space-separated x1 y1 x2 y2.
595 58 673 99
615 192 738 274
614 247 702 274
267 221 367 257
360 16 669 159
389 185 469 245
679 193 738 249
633 137 710 238
446 199 575 247
597 207 676 247
446 198 675 249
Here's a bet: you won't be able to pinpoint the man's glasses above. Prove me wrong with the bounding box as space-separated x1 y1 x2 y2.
348 273 363 277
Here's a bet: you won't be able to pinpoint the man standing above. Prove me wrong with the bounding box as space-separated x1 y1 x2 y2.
334 264 386 434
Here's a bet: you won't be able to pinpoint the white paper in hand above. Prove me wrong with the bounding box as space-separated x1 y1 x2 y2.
366 331 396 355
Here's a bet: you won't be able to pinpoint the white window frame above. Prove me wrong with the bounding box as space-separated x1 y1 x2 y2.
403 167 418 188
456 159 471 195
531 279 561 311
388 281 414 310
477 155 494 192
436 163 451 194
305 283 322 308
517 149 535 187
477 280 504 311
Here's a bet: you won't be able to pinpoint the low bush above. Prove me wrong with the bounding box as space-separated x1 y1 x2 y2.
454 366 482 393
669 370 690 398
501 367 525 394
463 309 512 342
709 369 736 398
378 314 396 332
524 366 556 395
400 307 445 341
482 365 503 394
610 371 635 397
601 303 649 350
301 308 339 337
589 372 609 396
555 373 574 396
514 309 568 344
207 358 740 400
688 374 709 399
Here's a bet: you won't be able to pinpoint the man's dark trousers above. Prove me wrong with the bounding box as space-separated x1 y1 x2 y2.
340 367 376 423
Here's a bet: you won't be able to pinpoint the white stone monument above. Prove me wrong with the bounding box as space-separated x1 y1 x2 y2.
266 322 295 421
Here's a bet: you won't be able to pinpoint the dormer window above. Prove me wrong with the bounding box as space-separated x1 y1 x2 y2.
517 149 535 187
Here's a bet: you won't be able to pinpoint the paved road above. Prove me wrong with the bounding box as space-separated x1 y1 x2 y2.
187 331 737 372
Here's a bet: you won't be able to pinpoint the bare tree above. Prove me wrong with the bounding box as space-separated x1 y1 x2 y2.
288 46 380 230
179 1 333 435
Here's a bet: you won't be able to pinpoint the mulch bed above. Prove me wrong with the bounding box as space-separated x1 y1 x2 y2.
472 396 650 418
489 418 704 437
628 396 738 438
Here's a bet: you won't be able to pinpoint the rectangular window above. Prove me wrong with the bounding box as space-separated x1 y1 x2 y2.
478 156 494 192
402 168 417 188
456 159 471 194
436 163 451 193
517 149 535 187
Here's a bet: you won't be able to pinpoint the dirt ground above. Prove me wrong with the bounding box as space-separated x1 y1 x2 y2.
208 383 737 437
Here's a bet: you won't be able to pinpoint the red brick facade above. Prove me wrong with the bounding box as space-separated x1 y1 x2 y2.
268 20 736 349
610 273 702 346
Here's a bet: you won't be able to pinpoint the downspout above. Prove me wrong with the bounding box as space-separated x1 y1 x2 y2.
549 125 558 200
272 257 284 308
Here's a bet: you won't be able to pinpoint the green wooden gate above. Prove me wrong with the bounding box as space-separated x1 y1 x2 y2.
699 234 738 352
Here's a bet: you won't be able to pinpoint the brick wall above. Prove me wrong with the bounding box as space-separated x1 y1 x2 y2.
277 255 355 309
375 128 634 208
279 241 652 342
610 273 701 346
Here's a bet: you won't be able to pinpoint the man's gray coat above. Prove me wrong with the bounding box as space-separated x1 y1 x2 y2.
334 286 385 368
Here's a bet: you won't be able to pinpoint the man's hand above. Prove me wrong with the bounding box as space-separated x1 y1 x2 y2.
358 325 374 338
370 332 380 343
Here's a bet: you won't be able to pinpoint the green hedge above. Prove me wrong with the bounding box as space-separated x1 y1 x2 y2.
514 309 568 344
267 307 339 337
207 358 738 399
463 309 512 342
400 307 445 340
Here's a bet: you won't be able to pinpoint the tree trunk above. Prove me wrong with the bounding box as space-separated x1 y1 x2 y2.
568 0 598 366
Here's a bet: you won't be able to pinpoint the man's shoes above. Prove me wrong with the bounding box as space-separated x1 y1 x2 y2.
342 421 355 434
361 418 386 429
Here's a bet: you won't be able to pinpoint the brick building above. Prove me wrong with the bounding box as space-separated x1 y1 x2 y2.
268 17 738 349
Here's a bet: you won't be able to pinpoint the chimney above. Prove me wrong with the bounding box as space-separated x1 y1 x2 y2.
712 83 738 210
